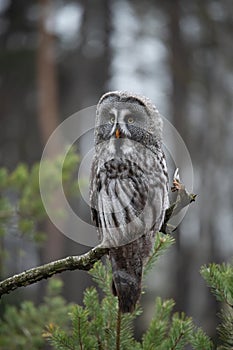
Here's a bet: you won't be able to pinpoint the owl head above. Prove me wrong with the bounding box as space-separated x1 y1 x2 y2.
95 91 163 148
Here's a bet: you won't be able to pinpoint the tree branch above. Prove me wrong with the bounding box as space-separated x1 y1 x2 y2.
161 169 197 234
0 170 196 298
0 246 108 298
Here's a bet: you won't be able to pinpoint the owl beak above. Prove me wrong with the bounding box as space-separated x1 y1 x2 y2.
115 128 121 139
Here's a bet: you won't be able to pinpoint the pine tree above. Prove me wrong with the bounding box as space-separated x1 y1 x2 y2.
45 233 213 350
0 278 73 350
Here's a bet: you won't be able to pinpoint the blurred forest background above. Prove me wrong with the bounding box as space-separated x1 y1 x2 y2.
0 0 233 345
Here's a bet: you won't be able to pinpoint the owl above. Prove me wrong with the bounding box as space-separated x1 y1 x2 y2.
90 91 169 313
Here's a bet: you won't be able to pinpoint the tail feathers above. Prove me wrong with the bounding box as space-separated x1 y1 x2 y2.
112 270 142 313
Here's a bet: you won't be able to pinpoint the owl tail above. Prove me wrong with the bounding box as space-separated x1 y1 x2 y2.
109 249 143 313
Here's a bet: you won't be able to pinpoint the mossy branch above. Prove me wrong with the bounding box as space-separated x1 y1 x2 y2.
0 247 108 298
0 170 196 298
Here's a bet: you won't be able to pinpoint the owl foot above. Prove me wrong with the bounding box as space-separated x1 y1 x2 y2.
171 178 183 192
171 168 184 192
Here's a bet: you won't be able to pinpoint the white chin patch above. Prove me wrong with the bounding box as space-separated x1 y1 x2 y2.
108 138 116 153
121 139 134 155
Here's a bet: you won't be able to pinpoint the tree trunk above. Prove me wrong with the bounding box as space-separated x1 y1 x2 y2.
37 0 63 264
167 0 190 313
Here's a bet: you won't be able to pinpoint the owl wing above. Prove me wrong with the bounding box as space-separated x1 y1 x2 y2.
90 158 102 241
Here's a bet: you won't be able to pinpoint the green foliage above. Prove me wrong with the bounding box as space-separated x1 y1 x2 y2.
144 232 175 276
0 278 73 350
201 263 233 350
200 263 233 307
142 298 175 349
142 298 212 350
45 261 141 350
45 235 213 350
217 310 233 350
0 150 80 348
0 148 80 245
0 167 9 191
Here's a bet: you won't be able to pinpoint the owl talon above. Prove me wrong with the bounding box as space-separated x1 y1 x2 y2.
173 168 180 180
171 178 183 192
171 168 183 192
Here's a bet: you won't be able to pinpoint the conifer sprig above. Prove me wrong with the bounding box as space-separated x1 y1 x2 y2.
201 262 233 350
45 249 213 350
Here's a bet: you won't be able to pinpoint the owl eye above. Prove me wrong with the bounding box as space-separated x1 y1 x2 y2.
110 116 115 124
127 117 134 124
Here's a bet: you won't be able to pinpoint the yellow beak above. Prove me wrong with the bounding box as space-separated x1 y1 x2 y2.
115 129 120 139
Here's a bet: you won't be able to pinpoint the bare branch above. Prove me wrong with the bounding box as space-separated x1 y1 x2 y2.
161 169 197 234
0 246 108 298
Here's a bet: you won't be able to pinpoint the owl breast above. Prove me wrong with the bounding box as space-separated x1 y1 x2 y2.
90 138 167 248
